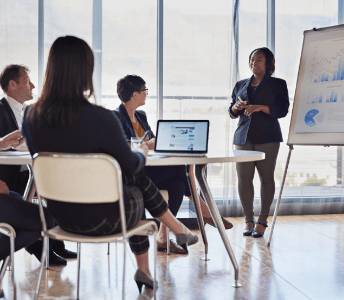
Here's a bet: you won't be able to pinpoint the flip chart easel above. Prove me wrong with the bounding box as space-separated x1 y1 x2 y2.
267 24 344 246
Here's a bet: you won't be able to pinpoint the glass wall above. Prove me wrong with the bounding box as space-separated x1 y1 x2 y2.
0 1 38 97
44 0 93 71
275 0 342 210
0 0 342 218
102 0 157 119
164 0 234 216
238 0 267 80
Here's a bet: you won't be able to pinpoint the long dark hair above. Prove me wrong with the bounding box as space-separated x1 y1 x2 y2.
249 47 275 75
28 36 94 128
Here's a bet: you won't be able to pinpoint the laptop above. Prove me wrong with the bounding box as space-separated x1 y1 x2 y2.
149 120 209 156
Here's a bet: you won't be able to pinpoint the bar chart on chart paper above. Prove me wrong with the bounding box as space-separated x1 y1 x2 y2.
295 37 344 133
310 41 344 83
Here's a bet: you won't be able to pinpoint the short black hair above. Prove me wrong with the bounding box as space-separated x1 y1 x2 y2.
249 47 275 75
117 75 146 103
0 64 30 93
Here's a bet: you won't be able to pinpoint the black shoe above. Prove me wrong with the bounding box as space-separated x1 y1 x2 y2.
252 222 268 238
51 239 77 259
49 250 67 266
53 248 77 259
243 220 255 236
26 240 67 266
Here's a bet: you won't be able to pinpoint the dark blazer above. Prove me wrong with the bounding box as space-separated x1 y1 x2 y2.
229 73 289 145
0 98 21 190
113 103 192 211
113 103 155 142
22 103 147 230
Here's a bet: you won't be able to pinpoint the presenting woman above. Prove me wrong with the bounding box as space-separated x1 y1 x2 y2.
114 75 233 253
229 47 289 238
22 36 198 293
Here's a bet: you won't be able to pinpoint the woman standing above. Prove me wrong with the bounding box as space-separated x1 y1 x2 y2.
229 47 289 238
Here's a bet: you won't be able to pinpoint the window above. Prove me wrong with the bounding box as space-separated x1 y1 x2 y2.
0 1 38 97
275 0 340 205
102 0 157 121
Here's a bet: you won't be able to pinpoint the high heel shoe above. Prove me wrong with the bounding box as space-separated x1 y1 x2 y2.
252 222 268 238
243 220 255 236
134 269 158 294
175 233 199 254
203 215 233 230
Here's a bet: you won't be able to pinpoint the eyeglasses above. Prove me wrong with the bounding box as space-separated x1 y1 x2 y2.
138 88 148 95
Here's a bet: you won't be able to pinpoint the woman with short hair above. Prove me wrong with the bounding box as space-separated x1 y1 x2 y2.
114 75 234 252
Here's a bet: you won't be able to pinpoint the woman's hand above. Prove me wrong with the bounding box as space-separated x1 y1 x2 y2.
0 180 9 195
137 143 149 158
146 138 156 150
244 105 270 117
231 96 248 115
0 130 25 150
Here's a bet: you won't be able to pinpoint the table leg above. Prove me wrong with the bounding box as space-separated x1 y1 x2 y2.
186 165 209 261
23 164 35 202
195 164 242 288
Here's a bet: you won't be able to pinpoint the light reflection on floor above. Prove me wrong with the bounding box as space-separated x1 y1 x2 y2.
1 215 344 300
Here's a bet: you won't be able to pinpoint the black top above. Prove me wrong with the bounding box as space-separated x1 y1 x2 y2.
229 73 289 145
22 103 146 230
246 85 257 142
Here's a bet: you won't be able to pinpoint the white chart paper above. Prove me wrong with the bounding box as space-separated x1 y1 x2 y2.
295 38 344 133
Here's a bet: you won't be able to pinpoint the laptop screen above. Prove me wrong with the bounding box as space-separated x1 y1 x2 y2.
154 120 209 153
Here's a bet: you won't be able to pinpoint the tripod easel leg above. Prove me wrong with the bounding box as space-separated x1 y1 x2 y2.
267 145 294 247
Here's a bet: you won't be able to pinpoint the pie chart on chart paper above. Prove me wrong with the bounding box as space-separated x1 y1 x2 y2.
304 109 324 127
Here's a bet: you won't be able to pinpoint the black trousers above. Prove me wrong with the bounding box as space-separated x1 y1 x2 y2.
145 165 190 217
0 192 54 261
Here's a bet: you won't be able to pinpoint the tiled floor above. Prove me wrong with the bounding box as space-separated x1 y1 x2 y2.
1 215 344 300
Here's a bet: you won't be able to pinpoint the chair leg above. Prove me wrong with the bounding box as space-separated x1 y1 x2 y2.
0 257 9 299
0 257 9 284
122 240 126 300
46 238 49 269
166 227 170 255
77 243 81 300
9 232 16 300
153 231 157 300
34 236 48 300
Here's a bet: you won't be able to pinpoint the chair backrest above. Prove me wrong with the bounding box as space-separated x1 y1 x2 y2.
33 153 123 204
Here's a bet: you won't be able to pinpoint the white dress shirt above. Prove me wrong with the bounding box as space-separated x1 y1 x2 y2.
5 95 28 171
5 95 23 130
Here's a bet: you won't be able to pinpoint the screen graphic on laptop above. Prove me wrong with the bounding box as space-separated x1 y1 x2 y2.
155 120 209 154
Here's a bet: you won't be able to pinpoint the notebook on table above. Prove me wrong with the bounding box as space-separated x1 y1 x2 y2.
149 120 209 157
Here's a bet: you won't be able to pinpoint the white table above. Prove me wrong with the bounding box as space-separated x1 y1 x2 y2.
146 150 265 287
0 151 34 201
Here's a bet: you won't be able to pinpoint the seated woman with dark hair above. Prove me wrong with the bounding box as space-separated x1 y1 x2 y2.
22 35 198 293
0 179 54 262
114 75 234 252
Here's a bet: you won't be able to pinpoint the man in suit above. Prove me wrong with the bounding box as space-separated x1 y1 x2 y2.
0 64 77 265
0 64 33 194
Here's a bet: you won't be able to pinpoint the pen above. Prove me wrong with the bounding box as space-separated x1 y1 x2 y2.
19 135 24 142
139 131 150 144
